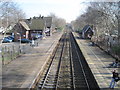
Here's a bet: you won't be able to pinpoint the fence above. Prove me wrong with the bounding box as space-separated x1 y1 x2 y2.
0 44 32 65
92 36 120 60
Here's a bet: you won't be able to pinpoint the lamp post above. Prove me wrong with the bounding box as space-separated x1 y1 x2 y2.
0 17 3 45
17 33 21 45
17 33 21 53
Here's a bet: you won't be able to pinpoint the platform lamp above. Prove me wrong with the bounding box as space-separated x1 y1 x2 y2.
0 17 4 45
17 33 21 53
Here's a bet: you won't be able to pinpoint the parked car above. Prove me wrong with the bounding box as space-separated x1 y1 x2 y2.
1 35 14 43
2 38 12 43
4 36 14 42
18 38 32 43
8 36 14 40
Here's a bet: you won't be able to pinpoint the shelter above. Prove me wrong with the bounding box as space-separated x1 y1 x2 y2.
82 25 94 39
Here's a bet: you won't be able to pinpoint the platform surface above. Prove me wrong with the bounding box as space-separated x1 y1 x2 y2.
2 32 62 89
73 32 120 89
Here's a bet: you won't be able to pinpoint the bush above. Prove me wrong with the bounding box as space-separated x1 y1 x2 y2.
57 27 63 30
111 46 120 54
76 29 82 34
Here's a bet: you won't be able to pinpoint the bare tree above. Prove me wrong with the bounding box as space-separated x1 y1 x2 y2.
48 13 66 30
72 1 119 58
0 0 26 28
73 2 119 37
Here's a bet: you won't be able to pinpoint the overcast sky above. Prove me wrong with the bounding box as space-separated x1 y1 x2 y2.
13 0 90 22
14 0 119 23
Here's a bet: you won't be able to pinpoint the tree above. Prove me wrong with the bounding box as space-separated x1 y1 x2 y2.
73 2 119 37
72 1 119 58
48 13 66 30
0 0 26 28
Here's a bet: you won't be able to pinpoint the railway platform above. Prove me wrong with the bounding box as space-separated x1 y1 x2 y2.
2 32 62 89
73 32 120 89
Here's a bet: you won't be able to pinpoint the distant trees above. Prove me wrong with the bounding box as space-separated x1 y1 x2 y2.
48 13 66 30
0 0 26 28
72 1 120 58
73 2 119 34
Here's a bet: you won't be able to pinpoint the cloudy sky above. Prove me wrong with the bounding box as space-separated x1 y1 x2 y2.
13 0 90 22
14 0 118 23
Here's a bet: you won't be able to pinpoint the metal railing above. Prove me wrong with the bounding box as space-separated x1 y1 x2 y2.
0 43 32 65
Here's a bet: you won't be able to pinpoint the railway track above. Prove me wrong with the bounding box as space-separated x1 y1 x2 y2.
37 29 99 90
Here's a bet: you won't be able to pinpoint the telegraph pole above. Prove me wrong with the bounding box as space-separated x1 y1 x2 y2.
118 1 120 45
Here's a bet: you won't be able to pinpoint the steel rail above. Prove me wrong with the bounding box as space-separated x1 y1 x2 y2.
40 33 66 89
55 32 67 89
70 32 90 89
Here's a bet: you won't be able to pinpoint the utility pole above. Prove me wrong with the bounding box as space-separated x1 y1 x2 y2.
118 1 120 45
0 17 3 45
